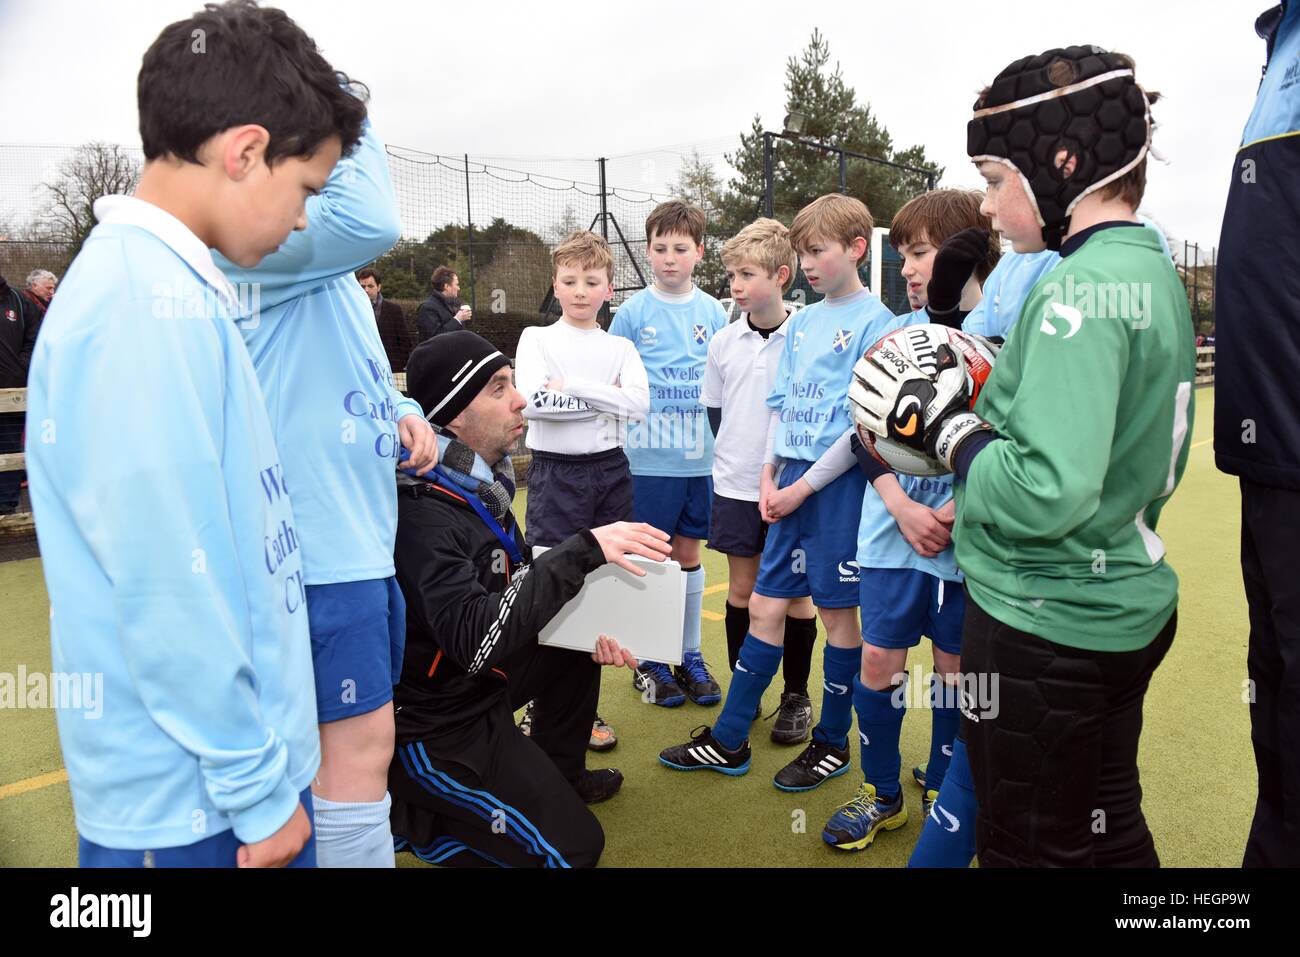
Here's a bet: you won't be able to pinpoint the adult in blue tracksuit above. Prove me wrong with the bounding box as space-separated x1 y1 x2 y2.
1216 2 1300 867
217 116 438 868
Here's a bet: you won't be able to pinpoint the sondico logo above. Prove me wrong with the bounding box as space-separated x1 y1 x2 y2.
1039 302 1083 339
893 395 922 437
930 802 960 833
837 559 861 583
639 326 657 346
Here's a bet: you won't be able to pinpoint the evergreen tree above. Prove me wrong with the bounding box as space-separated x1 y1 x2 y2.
719 29 941 238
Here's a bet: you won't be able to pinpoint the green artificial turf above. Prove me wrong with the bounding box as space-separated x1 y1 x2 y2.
0 387 1253 867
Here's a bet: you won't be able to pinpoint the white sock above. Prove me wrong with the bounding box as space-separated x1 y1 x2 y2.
311 792 395 868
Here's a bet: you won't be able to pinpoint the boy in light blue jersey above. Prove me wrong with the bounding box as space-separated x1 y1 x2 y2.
818 189 997 856
659 194 897 789
24 0 369 868
609 200 727 707
216 100 437 867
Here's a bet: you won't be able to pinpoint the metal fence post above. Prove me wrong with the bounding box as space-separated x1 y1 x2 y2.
1211 245 1216 322
762 133 774 218
1192 242 1200 327
464 153 476 311
598 157 609 240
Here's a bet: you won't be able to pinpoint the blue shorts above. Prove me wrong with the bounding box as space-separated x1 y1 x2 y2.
632 474 713 541
525 448 633 547
754 461 867 609
78 787 316 867
707 493 767 557
307 576 406 723
859 568 965 655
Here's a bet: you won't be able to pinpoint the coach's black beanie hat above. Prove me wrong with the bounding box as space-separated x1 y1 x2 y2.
406 330 512 427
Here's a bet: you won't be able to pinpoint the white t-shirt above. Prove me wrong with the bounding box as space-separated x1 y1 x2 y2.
516 319 650 456
700 312 790 501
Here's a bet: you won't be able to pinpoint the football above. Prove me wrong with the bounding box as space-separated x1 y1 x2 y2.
852 323 1000 476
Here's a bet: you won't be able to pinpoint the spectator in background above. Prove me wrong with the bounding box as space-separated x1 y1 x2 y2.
415 265 472 341
24 270 57 320
358 267 418 372
24 270 56 317
1 273 40 514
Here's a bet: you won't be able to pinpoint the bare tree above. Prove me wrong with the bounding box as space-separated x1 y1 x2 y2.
549 204 582 244
39 142 142 260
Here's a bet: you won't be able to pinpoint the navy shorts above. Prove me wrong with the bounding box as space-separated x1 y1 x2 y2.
631 474 713 541
859 568 965 655
307 576 406 723
707 493 767 557
525 448 634 547
754 460 867 609
78 787 316 867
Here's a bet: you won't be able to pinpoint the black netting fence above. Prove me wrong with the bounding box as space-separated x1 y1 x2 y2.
9 139 1216 355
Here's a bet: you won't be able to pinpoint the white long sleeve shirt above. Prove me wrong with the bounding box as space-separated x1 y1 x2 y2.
516 319 650 455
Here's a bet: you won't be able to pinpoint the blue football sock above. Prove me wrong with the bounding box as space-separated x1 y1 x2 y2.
811 644 861 749
852 675 906 801
909 736 978 868
713 633 781 750
925 675 961 793
312 792 397 868
682 565 705 656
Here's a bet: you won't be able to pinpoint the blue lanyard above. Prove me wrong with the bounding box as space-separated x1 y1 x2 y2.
428 467 524 566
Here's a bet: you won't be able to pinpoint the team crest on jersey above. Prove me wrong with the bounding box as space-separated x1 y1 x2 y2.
4 310 15 322
640 326 657 346
692 324 707 344
832 329 853 353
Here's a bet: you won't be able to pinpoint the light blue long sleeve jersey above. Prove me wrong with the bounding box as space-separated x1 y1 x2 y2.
26 196 318 850
767 286 897 461
217 120 420 585
609 286 727 477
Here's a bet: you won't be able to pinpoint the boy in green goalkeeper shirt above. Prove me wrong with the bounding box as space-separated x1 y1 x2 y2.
854 45 1194 866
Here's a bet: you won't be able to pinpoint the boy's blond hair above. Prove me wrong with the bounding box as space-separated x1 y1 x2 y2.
789 194 873 265
889 189 1001 282
552 230 615 283
721 218 798 292
645 200 706 245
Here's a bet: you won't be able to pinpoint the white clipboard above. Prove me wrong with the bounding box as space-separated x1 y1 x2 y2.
534 549 686 665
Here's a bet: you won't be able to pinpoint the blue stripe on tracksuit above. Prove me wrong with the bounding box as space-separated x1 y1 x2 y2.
399 743 571 869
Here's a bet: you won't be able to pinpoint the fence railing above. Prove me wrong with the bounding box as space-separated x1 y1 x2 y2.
1196 346 1215 384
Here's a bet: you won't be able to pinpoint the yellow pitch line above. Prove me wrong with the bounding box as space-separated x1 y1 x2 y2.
0 768 68 801
1 587 743 797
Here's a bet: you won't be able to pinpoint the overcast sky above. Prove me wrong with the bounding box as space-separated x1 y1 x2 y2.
0 0 1270 255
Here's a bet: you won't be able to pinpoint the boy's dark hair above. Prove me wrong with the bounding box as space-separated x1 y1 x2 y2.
357 267 380 284
646 200 706 245
889 189 1001 282
138 0 368 164
431 266 457 292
